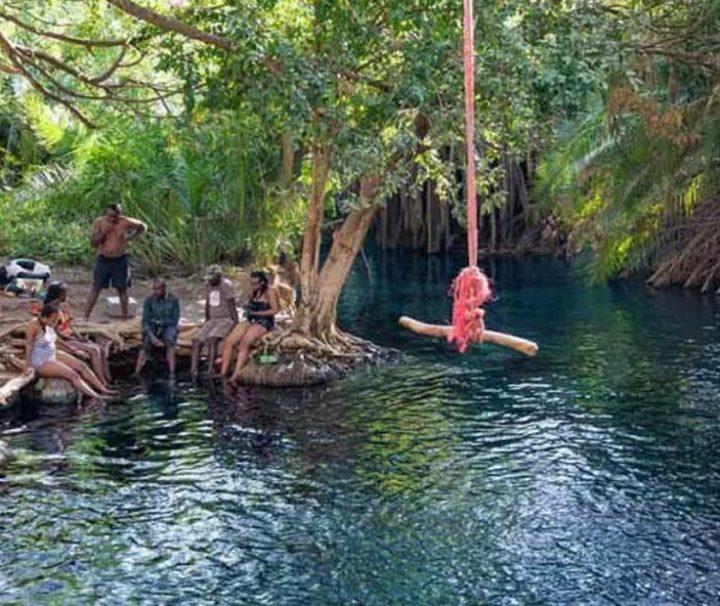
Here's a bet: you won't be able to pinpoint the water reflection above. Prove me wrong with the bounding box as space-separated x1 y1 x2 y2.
1 254 719 605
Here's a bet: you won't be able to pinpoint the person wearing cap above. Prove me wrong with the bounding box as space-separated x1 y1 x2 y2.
191 265 239 377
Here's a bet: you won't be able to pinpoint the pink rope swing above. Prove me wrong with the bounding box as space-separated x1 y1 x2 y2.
447 0 493 354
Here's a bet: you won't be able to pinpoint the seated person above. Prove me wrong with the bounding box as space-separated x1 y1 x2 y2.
135 281 180 375
277 249 301 289
44 281 112 386
219 270 279 384
25 304 114 400
271 250 300 315
191 265 239 377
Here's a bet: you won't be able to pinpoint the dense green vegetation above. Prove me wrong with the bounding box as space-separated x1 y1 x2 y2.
0 0 718 298
538 1 720 288
1 104 303 269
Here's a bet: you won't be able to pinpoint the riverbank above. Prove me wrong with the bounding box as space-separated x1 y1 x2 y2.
0 264 396 405
0 265 227 405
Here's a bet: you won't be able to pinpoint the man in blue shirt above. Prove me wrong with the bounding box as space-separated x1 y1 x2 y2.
135 280 180 375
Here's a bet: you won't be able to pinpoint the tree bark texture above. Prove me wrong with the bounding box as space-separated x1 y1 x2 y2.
297 143 331 327
295 174 381 338
105 0 233 50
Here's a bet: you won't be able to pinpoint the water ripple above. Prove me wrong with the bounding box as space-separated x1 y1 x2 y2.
1 257 720 604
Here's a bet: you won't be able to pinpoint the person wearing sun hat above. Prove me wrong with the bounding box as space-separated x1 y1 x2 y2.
190 264 239 377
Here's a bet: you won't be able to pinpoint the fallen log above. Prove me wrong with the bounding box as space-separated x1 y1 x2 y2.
398 316 539 357
0 439 13 466
0 369 35 408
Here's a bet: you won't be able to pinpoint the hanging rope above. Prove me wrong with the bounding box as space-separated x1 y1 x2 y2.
447 0 492 354
463 0 477 268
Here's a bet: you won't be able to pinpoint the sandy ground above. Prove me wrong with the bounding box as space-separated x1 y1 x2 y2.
0 264 257 330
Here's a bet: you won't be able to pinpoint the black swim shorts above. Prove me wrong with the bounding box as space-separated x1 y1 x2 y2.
93 254 131 290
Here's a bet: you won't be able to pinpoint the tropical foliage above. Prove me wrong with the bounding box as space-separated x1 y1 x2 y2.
1 104 304 269
0 0 718 340
538 0 720 289
1 0 616 338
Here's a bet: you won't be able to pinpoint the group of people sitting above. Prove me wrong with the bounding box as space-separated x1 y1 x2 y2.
133 265 280 383
23 203 290 400
26 283 117 400
25 266 282 398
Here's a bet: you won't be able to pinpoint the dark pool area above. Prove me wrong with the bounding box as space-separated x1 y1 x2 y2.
2 254 720 605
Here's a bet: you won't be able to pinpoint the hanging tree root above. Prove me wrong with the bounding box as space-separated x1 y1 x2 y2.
236 328 399 387
647 199 720 292
398 316 539 357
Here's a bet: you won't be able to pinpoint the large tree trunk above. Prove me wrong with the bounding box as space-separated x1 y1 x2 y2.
297 142 331 326
294 174 381 339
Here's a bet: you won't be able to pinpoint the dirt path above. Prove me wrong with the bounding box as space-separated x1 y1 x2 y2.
0 264 255 329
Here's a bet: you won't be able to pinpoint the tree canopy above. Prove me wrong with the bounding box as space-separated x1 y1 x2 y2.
1 0 719 304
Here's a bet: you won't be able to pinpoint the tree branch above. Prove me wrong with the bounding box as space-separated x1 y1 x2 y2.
89 44 129 83
0 61 20 74
104 0 288 75
15 46 110 89
635 46 720 74
104 0 233 50
0 11 129 48
15 47 183 106
0 31 94 127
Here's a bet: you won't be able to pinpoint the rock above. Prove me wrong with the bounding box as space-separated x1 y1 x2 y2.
106 296 138 318
31 378 78 405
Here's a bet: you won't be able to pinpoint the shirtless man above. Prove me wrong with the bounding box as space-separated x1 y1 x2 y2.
84 203 146 320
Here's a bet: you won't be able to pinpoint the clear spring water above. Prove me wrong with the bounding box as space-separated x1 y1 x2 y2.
1 255 719 605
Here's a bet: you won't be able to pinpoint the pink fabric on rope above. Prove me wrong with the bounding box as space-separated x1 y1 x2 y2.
448 0 492 353
448 266 492 353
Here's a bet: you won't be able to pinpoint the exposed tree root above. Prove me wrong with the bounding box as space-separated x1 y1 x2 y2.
0 322 27 342
0 439 13 467
647 197 720 292
29 378 78 405
0 316 398 400
238 328 398 387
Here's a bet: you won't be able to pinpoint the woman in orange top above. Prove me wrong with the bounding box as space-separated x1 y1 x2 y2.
45 281 112 386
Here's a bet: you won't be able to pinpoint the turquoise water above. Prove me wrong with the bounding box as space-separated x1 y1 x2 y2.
2 255 720 605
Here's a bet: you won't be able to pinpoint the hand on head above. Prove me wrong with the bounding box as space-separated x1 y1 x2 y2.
106 203 123 225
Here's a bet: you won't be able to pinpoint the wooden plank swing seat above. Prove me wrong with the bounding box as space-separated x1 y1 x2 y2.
398 316 538 357
397 0 540 359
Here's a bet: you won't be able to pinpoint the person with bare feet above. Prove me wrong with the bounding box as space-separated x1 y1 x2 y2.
84 203 146 321
135 281 180 376
45 281 113 386
219 270 279 385
191 265 238 378
26 304 113 400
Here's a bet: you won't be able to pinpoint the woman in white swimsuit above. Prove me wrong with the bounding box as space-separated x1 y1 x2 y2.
26 304 113 400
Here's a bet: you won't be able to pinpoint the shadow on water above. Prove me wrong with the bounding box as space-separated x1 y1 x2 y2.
1 252 720 605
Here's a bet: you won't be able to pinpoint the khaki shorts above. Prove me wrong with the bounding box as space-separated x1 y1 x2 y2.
193 318 234 343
